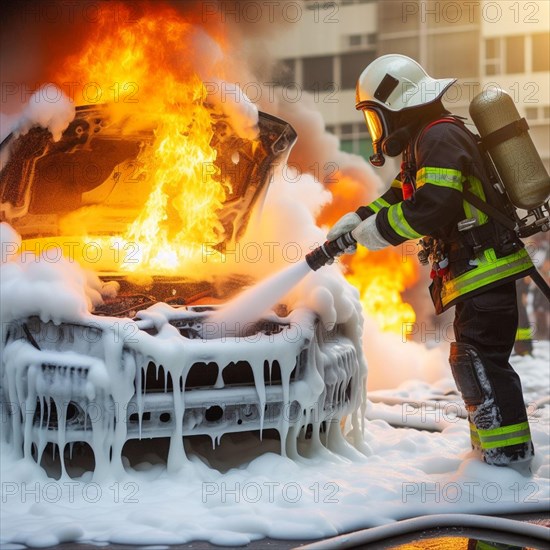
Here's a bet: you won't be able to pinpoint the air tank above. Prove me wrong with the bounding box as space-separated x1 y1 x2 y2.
469 88 550 211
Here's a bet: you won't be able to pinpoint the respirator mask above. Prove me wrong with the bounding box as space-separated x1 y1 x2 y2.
362 107 410 167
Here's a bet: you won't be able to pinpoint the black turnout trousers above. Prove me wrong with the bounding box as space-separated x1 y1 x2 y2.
453 282 529 428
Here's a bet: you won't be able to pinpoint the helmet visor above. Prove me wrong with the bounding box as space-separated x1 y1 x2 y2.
362 109 384 143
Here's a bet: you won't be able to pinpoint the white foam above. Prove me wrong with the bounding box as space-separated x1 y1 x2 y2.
14 86 75 142
207 261 312 336
1 350 548 547
205 79 259 140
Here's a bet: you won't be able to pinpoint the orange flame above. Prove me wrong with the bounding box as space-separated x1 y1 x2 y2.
319 175 418 334
43 2 417 331
53 3 229 273
342 248 417 334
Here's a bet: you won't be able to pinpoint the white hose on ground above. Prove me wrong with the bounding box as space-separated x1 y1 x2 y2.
294 513 550 549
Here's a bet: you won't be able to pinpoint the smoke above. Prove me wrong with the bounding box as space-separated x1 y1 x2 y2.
362 317 449 391
259 90 382 210
1 0 440 385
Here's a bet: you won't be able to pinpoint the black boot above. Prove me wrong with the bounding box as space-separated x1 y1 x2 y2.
449 342 534 466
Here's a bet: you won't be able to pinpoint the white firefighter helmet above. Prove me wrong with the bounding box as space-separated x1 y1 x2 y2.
356 54 455 112
356 54 456 166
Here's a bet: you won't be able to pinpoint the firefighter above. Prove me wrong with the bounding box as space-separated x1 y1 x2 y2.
328 54 535 468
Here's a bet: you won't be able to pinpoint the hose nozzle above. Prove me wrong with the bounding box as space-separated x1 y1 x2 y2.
305 232 357 271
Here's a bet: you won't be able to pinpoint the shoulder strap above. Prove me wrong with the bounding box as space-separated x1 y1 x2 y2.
461 183 517 231
414 116 518 229
413 116 467 161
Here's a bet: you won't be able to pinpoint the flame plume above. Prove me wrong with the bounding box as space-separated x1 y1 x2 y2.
44 1 418 332
54 3 229 273
319 176 418 335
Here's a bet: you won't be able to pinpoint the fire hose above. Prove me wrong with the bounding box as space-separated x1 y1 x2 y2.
305 232 357 271
305 230 550 303
294 513 550 549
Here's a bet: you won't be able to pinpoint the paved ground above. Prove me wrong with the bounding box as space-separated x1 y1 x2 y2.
28 512 549 550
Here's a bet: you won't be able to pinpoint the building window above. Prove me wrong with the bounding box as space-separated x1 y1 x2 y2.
345 33 377 49
378 37 419 60
378 1 418 33
532 33 550 72
341 139 355 154
302 55 334 92
340 51 376 90
428 32 479 78
338 123 373 159
348 34 363 47
484 38 501 76
525 106 550 122
505 36 524 74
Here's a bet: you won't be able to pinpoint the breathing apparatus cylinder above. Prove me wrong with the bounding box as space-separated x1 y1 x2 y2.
469 88 550 211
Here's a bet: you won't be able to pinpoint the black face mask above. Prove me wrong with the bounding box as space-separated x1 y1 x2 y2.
369 102 448 166
382 126 412 157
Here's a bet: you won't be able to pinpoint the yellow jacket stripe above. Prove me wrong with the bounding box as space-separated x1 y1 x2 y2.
462 176 489 226
416 167 463 191
469 423 481 444
441 248 532 307
387 203 423 240
417 169 489 226
369 197 391 213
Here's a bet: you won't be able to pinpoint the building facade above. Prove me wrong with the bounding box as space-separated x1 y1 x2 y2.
271 0 550 171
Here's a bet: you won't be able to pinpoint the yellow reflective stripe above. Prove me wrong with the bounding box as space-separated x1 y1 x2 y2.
391 178 402 189
416 167 463 191
387 203 423 240
477 421 531 437
516 327 532 341
442 248 532 306
481 434 532 449
369 197 391 213
470 423 481 443
463 176 489 225
476 421 531 450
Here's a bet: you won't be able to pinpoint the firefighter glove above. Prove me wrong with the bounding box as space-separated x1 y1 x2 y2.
326 212 362 242
351 214 391 251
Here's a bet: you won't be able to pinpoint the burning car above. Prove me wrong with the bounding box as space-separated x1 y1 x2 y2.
0 102 366 475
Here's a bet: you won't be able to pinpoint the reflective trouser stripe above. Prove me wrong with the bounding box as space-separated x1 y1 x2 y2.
476 421 531 450
516 327 532 341
387 203 423 240
369 197 391 213
442 248 532 306
470 423 481 445
416 167 463 191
